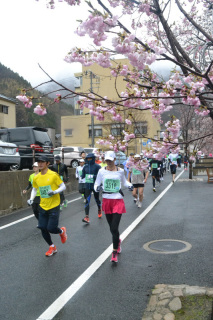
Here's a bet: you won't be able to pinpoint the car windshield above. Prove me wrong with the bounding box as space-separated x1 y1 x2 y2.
53 150 61 155
33 130 52 146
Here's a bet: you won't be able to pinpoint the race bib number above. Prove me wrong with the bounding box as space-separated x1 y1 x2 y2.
60 175 63 181
104 179 121 193
85 174 94 183
152 163 158 169
172 158 177 161
78 169 82 177
132 168 142 175
39 185 51 198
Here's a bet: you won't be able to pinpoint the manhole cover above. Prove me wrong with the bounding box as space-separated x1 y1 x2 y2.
143 239 192 254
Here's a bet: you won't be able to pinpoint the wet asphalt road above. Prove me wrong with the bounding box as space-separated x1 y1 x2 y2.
0 169 212 320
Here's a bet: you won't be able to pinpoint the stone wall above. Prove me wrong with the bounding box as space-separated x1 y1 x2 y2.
0 168 79 216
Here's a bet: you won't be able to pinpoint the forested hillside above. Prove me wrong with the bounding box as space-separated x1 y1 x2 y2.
0 63 74 133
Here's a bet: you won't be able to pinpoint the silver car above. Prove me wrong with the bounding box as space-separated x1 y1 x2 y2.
0 140 20 171
53 146 85 168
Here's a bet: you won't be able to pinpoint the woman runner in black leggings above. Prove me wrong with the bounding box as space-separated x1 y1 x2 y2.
94 151 133 263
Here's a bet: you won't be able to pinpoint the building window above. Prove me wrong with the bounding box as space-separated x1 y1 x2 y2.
134 122 147 135
111 124 125 136
65 129 72 136
0 105 9 114
89 125 102 137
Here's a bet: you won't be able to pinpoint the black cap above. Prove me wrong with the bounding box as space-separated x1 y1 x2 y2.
38 155 50 162
54 155 61 160
130 153 135 156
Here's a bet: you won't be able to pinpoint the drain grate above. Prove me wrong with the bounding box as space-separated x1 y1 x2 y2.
143 239 192 254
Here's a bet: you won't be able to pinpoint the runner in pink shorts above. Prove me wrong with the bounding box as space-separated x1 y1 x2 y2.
94 151 133 263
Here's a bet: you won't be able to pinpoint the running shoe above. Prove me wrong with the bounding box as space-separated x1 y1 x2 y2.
60 205 63 211
60 227 67 244
110 251 118 263
134 199 137 203
81 194 84 198
45 245 57 257
84 199 86 203
138 202 142 208
63 200 68 208
82 216 90 224
117 239 122 254
98 209 102 218
153 188 156 192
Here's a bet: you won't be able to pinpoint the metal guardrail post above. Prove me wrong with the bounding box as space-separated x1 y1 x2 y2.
62 148 64 162
32 146 35 164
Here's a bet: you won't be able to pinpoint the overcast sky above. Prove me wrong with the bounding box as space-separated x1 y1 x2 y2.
0 0 177 89
0 0 91 86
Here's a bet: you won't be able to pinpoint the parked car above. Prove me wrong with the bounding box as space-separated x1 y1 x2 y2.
83 147 99 155
0 127 54 170
115 151 127 165
0 140 20 171
53 146 85 168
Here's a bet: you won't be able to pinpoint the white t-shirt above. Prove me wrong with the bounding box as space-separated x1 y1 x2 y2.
94 167 132 199
76 165 85 183
168 153 179 166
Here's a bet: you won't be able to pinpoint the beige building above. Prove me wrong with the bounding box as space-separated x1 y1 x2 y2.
61 59 160 154
0 94 16 128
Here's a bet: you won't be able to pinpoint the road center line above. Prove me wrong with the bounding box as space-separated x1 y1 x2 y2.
36 170 184 320
0 197 82 230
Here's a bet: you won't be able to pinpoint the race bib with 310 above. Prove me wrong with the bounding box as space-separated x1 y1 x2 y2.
132 168 142 175
85 174 94 183
39 185 51 198
104 179 120 193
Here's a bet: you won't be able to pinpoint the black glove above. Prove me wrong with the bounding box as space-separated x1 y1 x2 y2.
97 186 103 192
47 190 56 196
76 177 79 180
128 185 134 191
64 177 69 182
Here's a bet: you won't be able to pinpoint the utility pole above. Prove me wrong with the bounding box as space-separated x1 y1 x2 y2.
90 71 95 148
85 70 99 148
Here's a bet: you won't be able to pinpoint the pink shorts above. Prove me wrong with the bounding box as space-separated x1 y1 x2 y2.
102 198 126 214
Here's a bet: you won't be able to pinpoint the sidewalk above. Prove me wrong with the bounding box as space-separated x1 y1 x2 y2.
140 169 213 319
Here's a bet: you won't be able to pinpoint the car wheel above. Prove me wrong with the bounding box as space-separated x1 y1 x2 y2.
71 160 79 168
10 164 21 171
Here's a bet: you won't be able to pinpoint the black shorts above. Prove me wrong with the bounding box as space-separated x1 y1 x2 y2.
170 164 177 174
79 183 85 194
133 183 144 188
152 170 159 178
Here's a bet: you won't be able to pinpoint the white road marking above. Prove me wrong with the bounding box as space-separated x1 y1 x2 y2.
36 170 185 320
0 197 82 230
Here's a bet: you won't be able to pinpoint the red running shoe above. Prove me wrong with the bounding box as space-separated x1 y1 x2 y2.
98 209 102 218
82 216 90 224
60 227 67 244
45 245 57 257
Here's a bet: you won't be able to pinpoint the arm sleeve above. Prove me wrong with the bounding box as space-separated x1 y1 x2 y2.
81 167 85 179
121 171 132 188
25 181 32 191
53 182 66 194
75 168 78 178
30 188 37 201
94 170 102 192
64 164 68 177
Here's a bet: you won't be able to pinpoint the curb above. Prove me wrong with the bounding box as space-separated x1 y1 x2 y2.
142 284 213 320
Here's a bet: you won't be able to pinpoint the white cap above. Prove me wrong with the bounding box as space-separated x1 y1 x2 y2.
33 162 38 167
134 154 141 158
79 159 85 163
105 151 116 161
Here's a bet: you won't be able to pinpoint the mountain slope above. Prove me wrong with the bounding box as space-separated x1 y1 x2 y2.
0 63 74 133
